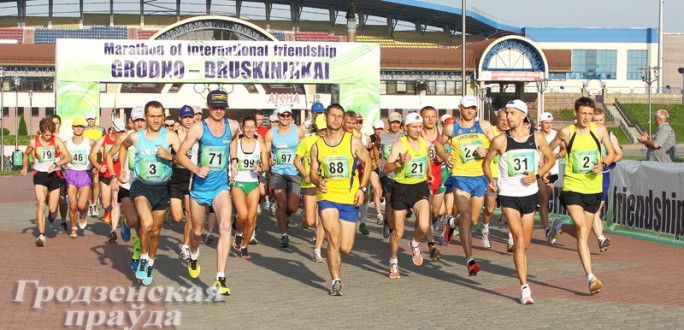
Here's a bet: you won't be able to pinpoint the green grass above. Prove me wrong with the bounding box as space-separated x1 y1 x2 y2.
622 104 684 142
0 170 20 176
608 127 632 146
557 108 576 121
1 135 31 146
622 155 684 162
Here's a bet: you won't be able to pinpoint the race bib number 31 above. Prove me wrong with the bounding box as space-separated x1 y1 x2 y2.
458 140 483 163
506 150 535 177
572 150 599 174
201 146 228 170
323 155 350 179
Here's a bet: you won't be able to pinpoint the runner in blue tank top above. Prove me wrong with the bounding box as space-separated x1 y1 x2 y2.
118 101 182 287
264 104 306 248
176 90 240 295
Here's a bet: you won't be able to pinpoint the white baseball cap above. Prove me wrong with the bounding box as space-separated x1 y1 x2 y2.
373 119 385 129
460 95 478 108
131 106 145 121
269 113 278 122
506 99 528 115
403 112 423 126
112 118 126 132
539 112 553 122
440 114 453 123
86 112 97 120
276 104 292 115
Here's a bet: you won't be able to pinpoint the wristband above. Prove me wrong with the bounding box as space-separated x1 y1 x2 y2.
535 173 540 180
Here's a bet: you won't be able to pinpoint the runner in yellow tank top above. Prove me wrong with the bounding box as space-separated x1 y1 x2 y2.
435 95 495 276
383 113 434 278
310 104 372 296
547 97 615 295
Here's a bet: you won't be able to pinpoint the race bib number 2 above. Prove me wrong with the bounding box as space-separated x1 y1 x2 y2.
572 150 599 174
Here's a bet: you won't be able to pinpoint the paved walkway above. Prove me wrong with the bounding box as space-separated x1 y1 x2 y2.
0 175 682 329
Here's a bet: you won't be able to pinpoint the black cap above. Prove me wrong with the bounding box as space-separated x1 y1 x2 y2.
207 90 228 108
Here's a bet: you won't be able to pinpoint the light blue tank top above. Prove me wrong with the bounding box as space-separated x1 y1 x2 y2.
191 119 232 190
134 128 172 185
271 124 300 176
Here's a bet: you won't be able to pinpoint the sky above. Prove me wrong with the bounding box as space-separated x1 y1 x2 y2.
472 0 684 33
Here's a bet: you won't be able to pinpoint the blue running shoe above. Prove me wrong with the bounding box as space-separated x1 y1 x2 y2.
142 265 154 286
121 217 131 242
131 259 139 273
135 259 148 280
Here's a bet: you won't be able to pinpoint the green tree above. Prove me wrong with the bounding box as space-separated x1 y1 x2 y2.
18 115 27 136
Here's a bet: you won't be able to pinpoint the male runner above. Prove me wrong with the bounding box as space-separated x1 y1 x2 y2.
483 109 509 249
538 112 561 241
310 104 372 295
118 101 181 286
84 111 106 217
435 95 495 275
176 91 240 295
419 106 444 260
547 97 615 294
171 105 196 260
377 112 405 238
51 115 69 232
483 100 555 304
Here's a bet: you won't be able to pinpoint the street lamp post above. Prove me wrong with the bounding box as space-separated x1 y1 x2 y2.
678 67 684 104
535 78 548 126
0 67 4 171
640 66 659 137
28 90 33 136
13 76 20 152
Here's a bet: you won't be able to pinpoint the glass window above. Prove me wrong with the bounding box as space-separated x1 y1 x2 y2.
570 50 617 80
380 109 388 119
380 81 387 95
2 107 8 117
627 50 648 80
445 81 456 95
386 81 397 94
396 81 407 94
17 107 24 116
45 107 54 116
31 107 40 116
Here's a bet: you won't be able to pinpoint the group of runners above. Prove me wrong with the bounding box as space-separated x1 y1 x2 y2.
22 91 622 303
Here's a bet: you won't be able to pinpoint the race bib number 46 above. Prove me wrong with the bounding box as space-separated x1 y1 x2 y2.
506 150 535 177
71 150 88 166
323 155 350 179
458 140 483 163
572 150 599 174
201 146 228 171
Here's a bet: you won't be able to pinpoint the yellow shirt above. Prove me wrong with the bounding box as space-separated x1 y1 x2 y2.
491 127 501 178
450 120 490 177
316 132 358 204
564 123 603 194
83 127 104 141
394 136 428 185
296 134 319 189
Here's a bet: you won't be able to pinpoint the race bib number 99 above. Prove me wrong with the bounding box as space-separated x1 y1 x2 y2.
36 146 55 163
201 146 228 171
322 155 350 179
458 140 483 163
239 155 259 171
572 150 599 174
506 150 535 177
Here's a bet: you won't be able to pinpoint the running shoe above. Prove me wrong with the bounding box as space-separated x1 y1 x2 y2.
240 247 249 259
93 204 99 216
382 218 391 239
188 258 200 278
280 235 289 248
482 227 491 249
232 234 243 251
313 250 324 263
599 237 611 252
406 209 413 219
70 228 77 239
444 224 455 246
206 232 217 244
78 214 87 230
179 245 190 261
359 222 369 235
60 221 68 233
141 265 154 286
497 215 506 228
103 211 111 224
135 259 148 280
467 259 480 276
256 205 262 215
589 277 602 294
250 229 258 244
544 227 552 240
376 213 384 225
329 280 343 296
429 243 440 261
548 218 563 245
507 239 515 252
47 213 56 224
87 205 93 217
107 231 117 243
388 263 401 279
201 231 209 244
409 241 423 266
120 218 131 242
131 259 139 273
35 234 46 247
520 285 534 305
132 236 141 260
438 236 447 246
215 277 231 296
473 224 481 232
264 200 271 209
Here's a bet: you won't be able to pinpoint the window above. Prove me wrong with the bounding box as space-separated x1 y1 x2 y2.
2 107 8 117
17 107 24 116
627 50 648 80
569 50 617 80
386 81 397 94
31 107 39 116
549 72 567 80
45 107 54 116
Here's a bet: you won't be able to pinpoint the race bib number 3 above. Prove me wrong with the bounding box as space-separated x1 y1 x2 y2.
323 155 350 179
36 146 55 163
572 150 599 174
201 146 228 170
71 150 88 165
458 140 483 163
140 157 167 182
405 156 427 178
276 149 294 166
506 150 535 177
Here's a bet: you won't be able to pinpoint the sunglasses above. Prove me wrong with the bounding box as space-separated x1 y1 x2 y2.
278 113 292 118
165 124 175 127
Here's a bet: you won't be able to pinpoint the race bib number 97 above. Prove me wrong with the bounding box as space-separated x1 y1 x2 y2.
276 149 295 166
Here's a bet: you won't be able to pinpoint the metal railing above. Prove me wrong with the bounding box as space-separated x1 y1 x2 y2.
614 99 644 135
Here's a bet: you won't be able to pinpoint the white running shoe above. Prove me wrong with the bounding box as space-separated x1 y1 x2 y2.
482 227 491 248
520 285 534 304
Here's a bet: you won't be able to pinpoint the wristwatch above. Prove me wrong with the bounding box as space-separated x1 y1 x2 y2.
359 186 367 193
